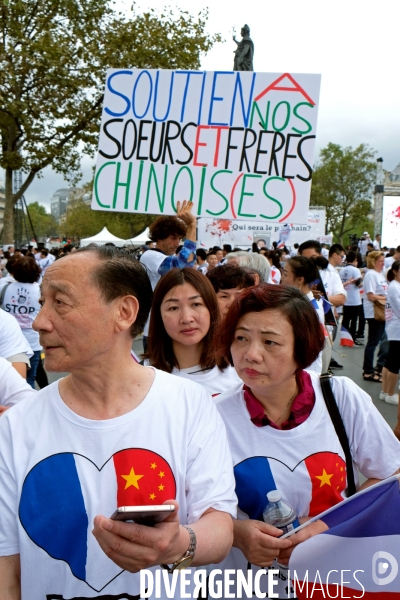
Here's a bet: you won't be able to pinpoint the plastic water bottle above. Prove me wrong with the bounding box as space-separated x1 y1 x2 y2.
262 490 300 535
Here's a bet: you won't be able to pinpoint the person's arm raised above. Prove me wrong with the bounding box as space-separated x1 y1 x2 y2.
176 200 196 244
92 501 233 573
0 555 21 600
157 201 197 276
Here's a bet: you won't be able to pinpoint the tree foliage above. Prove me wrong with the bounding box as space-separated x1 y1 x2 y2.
310 143 376 244
62 199 156 241
26 201 58 239
0 0 220 241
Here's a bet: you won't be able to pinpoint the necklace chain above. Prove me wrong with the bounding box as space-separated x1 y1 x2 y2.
266 387 298 425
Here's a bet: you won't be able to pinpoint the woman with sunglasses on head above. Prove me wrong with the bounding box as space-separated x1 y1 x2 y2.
146 268 241 397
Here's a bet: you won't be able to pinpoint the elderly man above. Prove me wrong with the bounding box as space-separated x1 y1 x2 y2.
225 251 271 284
0 247 236 599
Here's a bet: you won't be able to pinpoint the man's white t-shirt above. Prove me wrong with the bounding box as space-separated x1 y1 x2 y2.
358 239 369 255
0 368 237 600
373 240 380 250
140 250 166 336
140 249 166 290
172 364 241 397
320 267 347 301
385 256 395 269
339 265 362 306
214 373 400 599
38 255 52 274
385 280 400 341
3 282 41 351
0 310 33 359
0 357 36 406
363 269 388 319
321 247 329 259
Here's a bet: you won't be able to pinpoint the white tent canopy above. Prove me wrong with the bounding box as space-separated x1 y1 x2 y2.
125 227 151 247
80 227 127 247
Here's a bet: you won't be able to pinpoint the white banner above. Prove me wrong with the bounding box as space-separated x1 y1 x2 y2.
93 69 321 222
382 196 400 247
197 208 326 248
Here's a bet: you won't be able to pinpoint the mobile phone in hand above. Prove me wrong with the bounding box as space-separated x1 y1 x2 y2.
110 504 176 526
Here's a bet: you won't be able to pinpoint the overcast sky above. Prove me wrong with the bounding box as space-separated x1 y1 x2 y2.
22 0 400 210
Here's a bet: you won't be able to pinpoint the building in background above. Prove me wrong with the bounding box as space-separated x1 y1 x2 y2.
50 188 81 223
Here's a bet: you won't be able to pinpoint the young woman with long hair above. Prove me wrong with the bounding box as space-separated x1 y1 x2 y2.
146 268 240 396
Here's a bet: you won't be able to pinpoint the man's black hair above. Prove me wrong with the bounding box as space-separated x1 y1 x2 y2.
76 246 153 338
196 248 207 261
328 243 345 258
346 251 357 263
206 264 255 293
298 240 321 255
148 216 186 242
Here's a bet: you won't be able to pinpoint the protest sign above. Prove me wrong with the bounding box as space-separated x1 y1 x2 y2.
382 196 400 247
93 69 321 221
197 208 326 248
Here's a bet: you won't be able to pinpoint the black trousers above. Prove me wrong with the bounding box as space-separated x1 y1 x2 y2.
342 305 360 341
363 318 386 375
357 300 365 336
35 358 49 389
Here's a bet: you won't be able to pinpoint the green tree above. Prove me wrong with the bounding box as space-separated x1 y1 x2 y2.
310 143 376 244
63 198 155 241
0 1 219 242
27 201 58 239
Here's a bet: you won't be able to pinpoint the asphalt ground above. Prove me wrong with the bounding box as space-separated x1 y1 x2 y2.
45 331 398 431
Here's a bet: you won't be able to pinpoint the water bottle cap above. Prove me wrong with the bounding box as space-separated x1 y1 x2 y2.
267 490 282 503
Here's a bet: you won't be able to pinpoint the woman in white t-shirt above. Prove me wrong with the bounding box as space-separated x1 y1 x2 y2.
339 250 363 345
213 283 400 599
2 257 42 388
362 251 388 382
146 267 241 396
0 357 36 414
266 250 282 284
282 256 326 373
382 261 400 416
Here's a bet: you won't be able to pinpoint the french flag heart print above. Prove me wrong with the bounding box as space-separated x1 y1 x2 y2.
18 449 176 591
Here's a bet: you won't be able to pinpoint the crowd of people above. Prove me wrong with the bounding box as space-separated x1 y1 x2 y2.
0 206 399 599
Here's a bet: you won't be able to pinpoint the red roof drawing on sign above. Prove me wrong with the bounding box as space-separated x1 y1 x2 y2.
254 73 315 106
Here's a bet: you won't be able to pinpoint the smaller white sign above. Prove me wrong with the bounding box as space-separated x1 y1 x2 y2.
382 196 400 248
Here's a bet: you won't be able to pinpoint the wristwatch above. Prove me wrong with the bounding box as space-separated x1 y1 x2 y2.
161 525 197 572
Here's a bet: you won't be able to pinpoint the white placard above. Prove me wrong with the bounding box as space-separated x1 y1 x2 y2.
197 208 326 248
93 69 321 222
382 196 400 247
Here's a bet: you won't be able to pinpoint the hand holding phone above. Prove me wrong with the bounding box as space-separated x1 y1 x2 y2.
93 499 185 573
110 504 176 526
